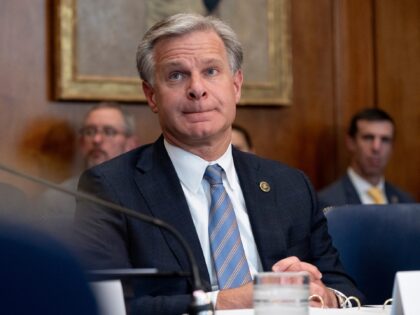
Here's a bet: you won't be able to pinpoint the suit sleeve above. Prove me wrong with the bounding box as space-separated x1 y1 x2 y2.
74 168 199 315
74 168 131 269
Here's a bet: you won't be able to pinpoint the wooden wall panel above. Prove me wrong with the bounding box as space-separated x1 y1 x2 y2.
374 0 420 200
332 0 376 173
236 0 337 187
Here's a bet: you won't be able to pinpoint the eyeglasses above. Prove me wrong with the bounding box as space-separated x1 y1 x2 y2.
79 126 127 138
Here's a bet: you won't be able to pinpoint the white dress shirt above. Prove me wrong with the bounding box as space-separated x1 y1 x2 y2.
347 168 388 204
164 140 262 300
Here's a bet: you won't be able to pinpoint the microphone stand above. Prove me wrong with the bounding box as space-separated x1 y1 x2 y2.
0 164 214 315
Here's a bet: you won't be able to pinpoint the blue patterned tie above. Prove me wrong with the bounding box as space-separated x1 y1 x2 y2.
204 164 252 289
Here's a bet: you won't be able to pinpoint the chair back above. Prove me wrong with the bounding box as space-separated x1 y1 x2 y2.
0 222 99 315
325 203 420 305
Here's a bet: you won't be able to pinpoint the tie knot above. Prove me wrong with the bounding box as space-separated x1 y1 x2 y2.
204 164 223 186
367 187 385 204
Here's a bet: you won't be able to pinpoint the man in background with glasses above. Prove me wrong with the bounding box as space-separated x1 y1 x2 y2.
79 102 137 169
38 102 137 230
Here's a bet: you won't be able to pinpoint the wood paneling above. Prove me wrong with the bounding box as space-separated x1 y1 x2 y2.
0 0 418 200
236 0 337 187
332 0 376 173
374 0 420 200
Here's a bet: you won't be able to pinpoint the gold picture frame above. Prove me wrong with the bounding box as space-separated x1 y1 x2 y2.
54 0 292 105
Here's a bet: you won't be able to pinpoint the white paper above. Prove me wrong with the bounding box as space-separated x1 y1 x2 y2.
391 271 420 315
90 280 126 315
310 306 390 315
215 307 390 315
215 310 253 315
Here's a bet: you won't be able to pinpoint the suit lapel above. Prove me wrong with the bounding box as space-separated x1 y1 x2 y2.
343 175 362 204
233 150 288 271
132 137 211 289
384 182 400 204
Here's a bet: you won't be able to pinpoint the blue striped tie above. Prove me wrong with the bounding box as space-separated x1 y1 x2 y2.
204 164 252 289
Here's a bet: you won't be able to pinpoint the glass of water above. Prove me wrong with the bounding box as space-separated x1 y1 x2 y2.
253 271 310 315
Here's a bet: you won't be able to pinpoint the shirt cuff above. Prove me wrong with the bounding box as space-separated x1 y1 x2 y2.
329 288 350 308
207 290 219 309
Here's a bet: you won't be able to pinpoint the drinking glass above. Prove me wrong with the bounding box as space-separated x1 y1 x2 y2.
253 271 310 315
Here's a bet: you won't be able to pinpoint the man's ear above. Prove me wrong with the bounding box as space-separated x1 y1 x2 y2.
125 136 139 151
233 70 243 103
142 81 158 113
345 134 356 152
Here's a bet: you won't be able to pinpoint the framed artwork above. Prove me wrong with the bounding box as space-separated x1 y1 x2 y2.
54 0 292 105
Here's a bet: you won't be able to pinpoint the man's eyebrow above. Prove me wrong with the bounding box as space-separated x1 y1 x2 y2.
201 58 224 66
160 60 185 68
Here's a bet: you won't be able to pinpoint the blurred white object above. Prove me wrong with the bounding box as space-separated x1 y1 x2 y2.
391 271 420 315
90 280 126 315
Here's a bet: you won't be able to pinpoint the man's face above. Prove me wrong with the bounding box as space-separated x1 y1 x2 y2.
142 30 242 150
347 120 394 180
79 108 136 168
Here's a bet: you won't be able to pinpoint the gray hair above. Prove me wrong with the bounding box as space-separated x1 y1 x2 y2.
136 13 243 85
84 102 136 136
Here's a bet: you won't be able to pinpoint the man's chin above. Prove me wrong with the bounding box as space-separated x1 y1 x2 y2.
187 124 228 139
363 168 384 178
86 156 108 168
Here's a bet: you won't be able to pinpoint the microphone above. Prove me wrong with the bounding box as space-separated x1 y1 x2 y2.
0 163 214 315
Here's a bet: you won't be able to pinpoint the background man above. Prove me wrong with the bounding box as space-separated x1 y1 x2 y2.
318 108 415 210
38 102 137 225
75 13 363 314
231 123 254 153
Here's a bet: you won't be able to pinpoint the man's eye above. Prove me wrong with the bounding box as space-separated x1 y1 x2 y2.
80 127 96 137
361 135 374 141
103 127 118 136
206 68 218 76
168 72 183 81
381 137 392 144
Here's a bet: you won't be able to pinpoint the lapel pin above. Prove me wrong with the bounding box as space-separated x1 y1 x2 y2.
259 181 270 192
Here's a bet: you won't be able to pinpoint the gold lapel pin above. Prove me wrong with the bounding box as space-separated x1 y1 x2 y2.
259 181 270 192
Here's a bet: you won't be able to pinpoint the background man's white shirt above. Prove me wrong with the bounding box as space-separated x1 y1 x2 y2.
347 168 388 204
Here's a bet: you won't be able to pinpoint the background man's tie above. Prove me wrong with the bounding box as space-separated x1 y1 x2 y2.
367 187 386 204
204 164 252 289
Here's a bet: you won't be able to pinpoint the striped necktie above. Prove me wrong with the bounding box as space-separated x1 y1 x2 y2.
367 187 386 204
204 164 252 289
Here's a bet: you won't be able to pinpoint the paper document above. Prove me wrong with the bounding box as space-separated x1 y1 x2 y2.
90 280 126 315
215 306 391 315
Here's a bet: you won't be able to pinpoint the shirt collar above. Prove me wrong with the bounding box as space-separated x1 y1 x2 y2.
347 167 385 192
164 139 236 193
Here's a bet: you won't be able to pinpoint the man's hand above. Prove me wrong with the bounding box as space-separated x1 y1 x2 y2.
215 282 253 310
272 256 338 308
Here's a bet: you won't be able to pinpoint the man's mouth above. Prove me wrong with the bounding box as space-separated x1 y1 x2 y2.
89 149 106 158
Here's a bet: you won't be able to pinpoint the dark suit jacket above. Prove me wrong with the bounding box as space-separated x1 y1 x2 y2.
318 174 415 211
75 136 363 314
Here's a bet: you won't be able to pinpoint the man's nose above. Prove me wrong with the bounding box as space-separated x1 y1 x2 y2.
187 74 207 100
92 132 104 143
372 137 382 151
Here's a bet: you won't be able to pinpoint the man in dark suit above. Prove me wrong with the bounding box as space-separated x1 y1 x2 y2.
75 13 363 314
318 108 415 210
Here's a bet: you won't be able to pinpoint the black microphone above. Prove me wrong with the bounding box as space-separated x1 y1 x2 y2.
0 163 214 315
